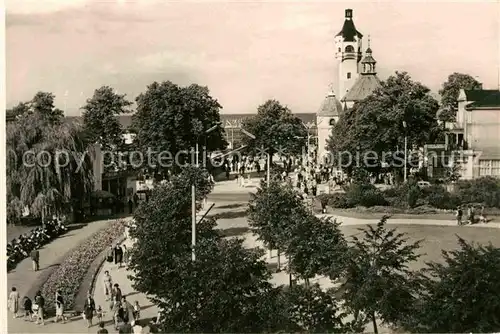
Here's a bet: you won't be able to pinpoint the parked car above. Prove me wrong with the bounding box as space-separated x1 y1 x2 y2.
417 181 431 188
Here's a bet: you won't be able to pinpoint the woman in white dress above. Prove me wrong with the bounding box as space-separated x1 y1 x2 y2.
8 286 20 318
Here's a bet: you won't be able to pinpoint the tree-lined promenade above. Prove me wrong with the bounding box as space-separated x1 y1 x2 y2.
7 70 500 333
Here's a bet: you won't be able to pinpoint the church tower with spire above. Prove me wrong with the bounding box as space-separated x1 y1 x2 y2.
335 9 363 100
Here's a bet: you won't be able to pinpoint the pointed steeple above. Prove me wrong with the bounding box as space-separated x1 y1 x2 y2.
317 84 343 117
361 36 377 75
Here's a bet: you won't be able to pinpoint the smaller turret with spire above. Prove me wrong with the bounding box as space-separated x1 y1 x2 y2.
360 36 377 75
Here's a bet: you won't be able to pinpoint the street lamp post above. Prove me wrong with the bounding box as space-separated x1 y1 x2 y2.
192 123 221 262
403 121 408 183
240 128 274 261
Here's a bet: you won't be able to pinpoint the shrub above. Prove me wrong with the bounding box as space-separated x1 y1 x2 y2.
407 186 420 208
422 185 460 210
345 183 388 207
41 219 126 313
455 177 500 208
322 193 352 209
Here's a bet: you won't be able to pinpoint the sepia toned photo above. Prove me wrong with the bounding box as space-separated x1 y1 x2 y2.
5 1 500 333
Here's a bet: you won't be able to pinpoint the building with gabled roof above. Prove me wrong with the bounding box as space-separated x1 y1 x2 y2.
445 88 500 179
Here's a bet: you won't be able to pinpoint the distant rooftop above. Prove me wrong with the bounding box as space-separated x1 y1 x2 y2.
465 89 500 109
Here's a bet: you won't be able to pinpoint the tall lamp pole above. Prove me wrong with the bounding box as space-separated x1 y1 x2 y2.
403 121 408 183
240 128 274 261
192 123 221 262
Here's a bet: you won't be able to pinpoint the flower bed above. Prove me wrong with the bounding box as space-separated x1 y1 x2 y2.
41 219 126 313
7 219 68 272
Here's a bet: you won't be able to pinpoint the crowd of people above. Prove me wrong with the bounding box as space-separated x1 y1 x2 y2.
455 205 488 225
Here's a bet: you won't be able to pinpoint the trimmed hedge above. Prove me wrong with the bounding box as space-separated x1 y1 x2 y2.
41 219 126 313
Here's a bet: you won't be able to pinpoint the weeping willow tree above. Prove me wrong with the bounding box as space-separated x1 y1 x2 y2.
7 94 94 225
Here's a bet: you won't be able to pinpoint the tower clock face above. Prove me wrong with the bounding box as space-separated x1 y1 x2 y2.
329 118 336 126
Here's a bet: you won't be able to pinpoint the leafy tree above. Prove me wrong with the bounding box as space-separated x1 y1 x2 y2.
31 92 64 125
281 283 364 333
132 81 227 173
327 72 441 175
7 110 93 223
82 86 132 151
241 99 307 161
6 102 30 122
407 185 420 208
155 238 282 333
128 167 217 294
287 216 348 285
247 180 308 270
129 167 282 332
406 237 500 333
438 73 482 123
341 216 422 333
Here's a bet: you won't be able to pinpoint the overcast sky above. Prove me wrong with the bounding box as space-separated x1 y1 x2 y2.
6 0 500 115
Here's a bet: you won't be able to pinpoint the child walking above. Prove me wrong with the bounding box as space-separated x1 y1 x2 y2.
133 301 140 322
96 305 104 323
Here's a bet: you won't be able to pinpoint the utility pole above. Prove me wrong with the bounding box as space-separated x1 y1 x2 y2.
266 146 271 187
191 183 196 261
403 121 408 183
191 123 221 261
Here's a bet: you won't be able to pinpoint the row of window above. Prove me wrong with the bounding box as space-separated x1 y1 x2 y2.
479 160 500 176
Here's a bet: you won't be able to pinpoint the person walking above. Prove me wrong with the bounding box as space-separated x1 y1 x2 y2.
121 297 135 325
54 291 66 323
122 245 129 265
8 287 20 318
456 206 463 226
84 292 96 328
103 271 113 301
114 245 124 268
113 284 123 308
113 300 125 330
23 296 33 321
467 206 475 224
30 249 40 271
34 291 45 325
128 198 133 214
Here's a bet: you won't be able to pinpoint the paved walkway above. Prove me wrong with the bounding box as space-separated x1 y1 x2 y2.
92 238 158 333
7 217 131 333
317 213 500 229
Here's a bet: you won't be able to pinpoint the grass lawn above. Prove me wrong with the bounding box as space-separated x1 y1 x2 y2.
339 224 500 270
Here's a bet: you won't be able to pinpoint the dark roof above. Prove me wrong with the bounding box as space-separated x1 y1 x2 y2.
361 54 376 64
343 75 382 102
336 19 363 42
466 90 500 109
464 89 499 102
64 112 317 129
317 91 343 117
